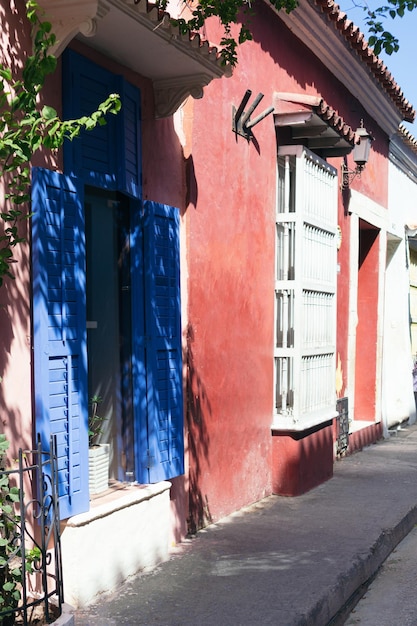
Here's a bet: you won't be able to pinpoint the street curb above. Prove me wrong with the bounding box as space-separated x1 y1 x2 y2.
54 603 75 626
306 504 417 625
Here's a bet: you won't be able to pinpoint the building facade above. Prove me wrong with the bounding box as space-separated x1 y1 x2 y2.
0 0 415 607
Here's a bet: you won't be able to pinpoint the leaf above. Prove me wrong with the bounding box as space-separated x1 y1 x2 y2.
41 105 57 120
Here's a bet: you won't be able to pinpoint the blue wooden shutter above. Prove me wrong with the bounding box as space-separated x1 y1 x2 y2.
63 50 117 189
138 201 184 482
117 78 142 199
63 51 142 198
32 168 89 519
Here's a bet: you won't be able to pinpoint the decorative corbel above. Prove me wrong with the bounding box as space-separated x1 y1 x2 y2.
153 74 212 118
37 0 102 56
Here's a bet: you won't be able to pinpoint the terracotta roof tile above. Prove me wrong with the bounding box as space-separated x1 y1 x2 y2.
274 93 357 145
398 124 417 155
313 0 415 122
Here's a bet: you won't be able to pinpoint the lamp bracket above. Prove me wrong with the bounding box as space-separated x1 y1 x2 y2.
232 90 274 140
340 162 365 190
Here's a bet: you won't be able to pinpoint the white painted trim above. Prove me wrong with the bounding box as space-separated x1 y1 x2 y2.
347 192 387 426
390 135 417 184
65 481 171 527
349 189 389 231
375 229 386 425
271 411 337 432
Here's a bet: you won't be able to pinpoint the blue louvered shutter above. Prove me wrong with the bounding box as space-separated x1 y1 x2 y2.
32 168 89 519
62 50 117 189
138 201 184 483
117 78 142 199
63 51 141 199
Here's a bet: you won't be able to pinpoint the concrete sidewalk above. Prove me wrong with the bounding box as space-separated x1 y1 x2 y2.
73 423 417 626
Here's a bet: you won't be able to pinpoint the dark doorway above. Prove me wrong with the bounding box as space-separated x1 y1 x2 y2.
85 187 135 481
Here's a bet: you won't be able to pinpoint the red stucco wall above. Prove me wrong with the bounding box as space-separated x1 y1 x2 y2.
271 423 334 496
355 225 380 420
185 2 391 525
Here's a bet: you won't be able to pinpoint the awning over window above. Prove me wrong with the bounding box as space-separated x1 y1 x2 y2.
39 0 229 118
273 92 355 158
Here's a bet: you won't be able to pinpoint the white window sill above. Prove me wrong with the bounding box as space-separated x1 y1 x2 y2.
271 409 337 433
65 480 171 528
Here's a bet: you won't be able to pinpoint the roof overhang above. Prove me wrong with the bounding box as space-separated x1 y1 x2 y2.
274 92 355 157
273 0 406 136
38 0 230 118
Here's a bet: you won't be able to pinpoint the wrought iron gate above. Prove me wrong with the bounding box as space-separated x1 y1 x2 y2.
0 436 63 625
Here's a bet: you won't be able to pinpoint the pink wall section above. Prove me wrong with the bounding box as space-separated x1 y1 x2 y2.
0 0 34 459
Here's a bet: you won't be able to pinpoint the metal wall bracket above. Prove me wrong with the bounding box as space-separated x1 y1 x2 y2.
232 90 274 141
340 162 365 190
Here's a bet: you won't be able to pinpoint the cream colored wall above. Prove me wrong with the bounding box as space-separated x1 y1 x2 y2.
384 156 417 430
61 483 171 607
409 248 417 357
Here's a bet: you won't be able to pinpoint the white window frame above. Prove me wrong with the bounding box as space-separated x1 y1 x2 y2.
273 145 338 431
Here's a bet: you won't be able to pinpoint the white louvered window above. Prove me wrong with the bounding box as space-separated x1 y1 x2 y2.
273 146 337 430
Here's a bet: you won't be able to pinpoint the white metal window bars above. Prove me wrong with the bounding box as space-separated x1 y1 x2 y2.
274 147 338 429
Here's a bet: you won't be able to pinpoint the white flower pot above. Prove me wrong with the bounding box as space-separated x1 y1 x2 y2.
88 444 110 495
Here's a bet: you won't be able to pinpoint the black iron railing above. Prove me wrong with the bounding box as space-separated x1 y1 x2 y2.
0 436 63 625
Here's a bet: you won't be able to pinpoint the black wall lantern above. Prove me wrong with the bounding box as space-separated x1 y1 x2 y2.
340 122 373 190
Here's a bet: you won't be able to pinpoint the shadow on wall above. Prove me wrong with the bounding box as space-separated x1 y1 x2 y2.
0 219 32 456
0 0 63 457
186 322 212 534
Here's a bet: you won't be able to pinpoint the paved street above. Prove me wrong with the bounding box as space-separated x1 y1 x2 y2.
345 525 417 626
72 424 417 626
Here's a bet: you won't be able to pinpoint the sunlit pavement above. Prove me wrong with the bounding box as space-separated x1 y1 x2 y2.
73 423 417 626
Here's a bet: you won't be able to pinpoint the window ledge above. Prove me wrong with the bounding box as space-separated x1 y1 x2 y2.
65 480 171 528
349 420 378 434
271 409 337 433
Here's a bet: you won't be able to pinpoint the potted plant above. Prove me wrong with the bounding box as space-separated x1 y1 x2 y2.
88 396 110 495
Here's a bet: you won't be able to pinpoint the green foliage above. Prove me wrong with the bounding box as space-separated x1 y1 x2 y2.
88 395 107 447
0 436 44 625
358 0 417 55
0 435 21 625
0 0 121 287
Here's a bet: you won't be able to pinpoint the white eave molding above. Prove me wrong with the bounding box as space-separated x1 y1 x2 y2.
274 0 403 137
38 0 229 118
390 133 417 184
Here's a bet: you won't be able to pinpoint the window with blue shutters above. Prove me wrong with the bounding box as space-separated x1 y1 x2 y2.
32 52 184 517
32 168 89 519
